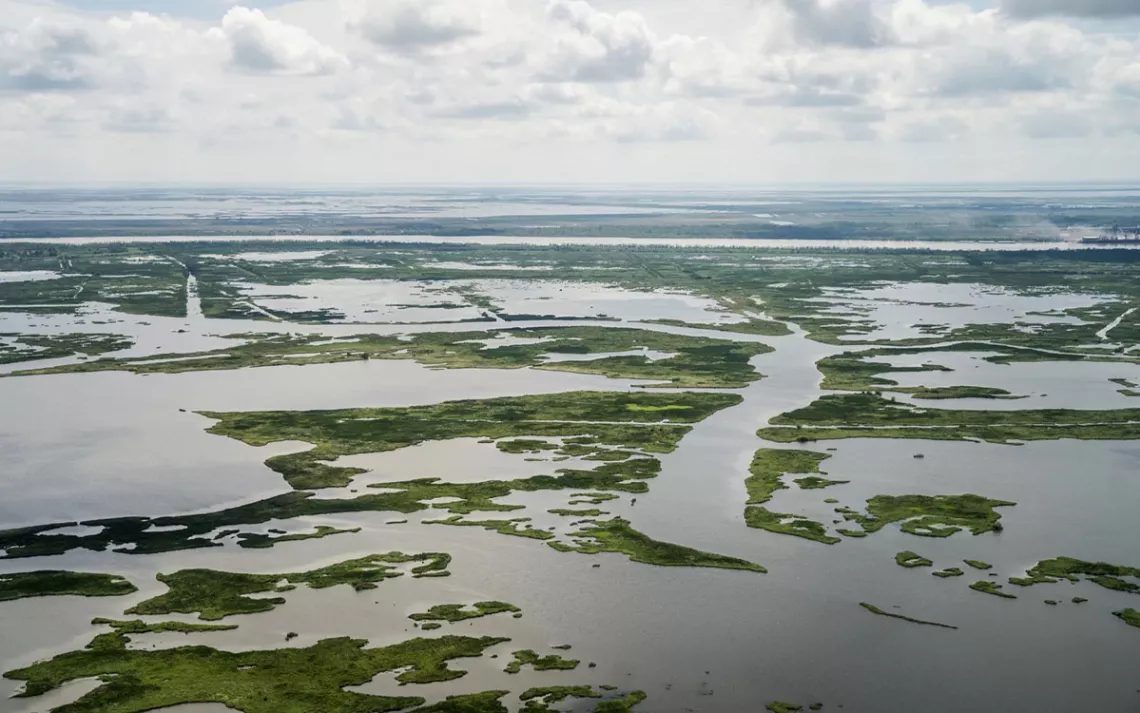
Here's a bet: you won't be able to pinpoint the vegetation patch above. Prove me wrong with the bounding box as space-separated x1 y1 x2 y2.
128 553 450 620
859 602 958 630
203 391 740 490
505 649 580 674
11 326 772 388
760 393 1140 444
550 517 767 572
964 560 992 570
794 476 849 490
839 494 1013 538
970 581 1017 599
426 516 555 540
235 525 360 549
4 627 507 713
1113 609 1140 628
745 508 840 545
0 333 133 365
409 602 521 624
0 392 740 560
895 551 933 568
746 449 833 505
933 568 964 578
1006 557 1140 593
0 571 137 601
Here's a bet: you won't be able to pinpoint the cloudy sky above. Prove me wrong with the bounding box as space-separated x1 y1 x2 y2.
1 0 1139 184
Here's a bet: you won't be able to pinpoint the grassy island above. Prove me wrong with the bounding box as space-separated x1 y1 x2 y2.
0 571 137 601
895 551 933 568
505 649 580 674
4 629 507 713
410 602 521 624
549 517 767 572
128 553 451 620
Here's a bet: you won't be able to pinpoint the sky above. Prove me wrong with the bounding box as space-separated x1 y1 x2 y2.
1 0 1139 185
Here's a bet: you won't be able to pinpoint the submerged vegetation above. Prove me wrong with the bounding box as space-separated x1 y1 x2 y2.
0 571 137 601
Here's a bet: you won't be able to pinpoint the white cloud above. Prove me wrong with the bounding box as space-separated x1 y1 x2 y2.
214 6 347 75
348 0 484 52
0 0 1138 182
540 1 659 82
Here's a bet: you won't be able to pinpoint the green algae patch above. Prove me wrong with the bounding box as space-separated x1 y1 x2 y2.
505 649 579 674
129 553 451 620
550 517 766 572
895 551 933 568
236 525 360 549
767 703 804 713
933 567 964 578
841 494 1014 538
859 602 957 630
549 508 607 517
745 508 840 545
964 560 992 570
970 581 1017 599
410 602 521 624
837 528 866 538
4 628 507 713
0 571 137 602
426 516 555 540
1113 609 1140 628
746 449 832 505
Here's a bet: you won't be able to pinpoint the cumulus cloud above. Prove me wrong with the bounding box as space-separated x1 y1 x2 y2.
0 19 104 91
349 0 483 51
1001 0 1140 18
541 1 659 83
784 0 894 47
1 0 1140 181
215 7 346 75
